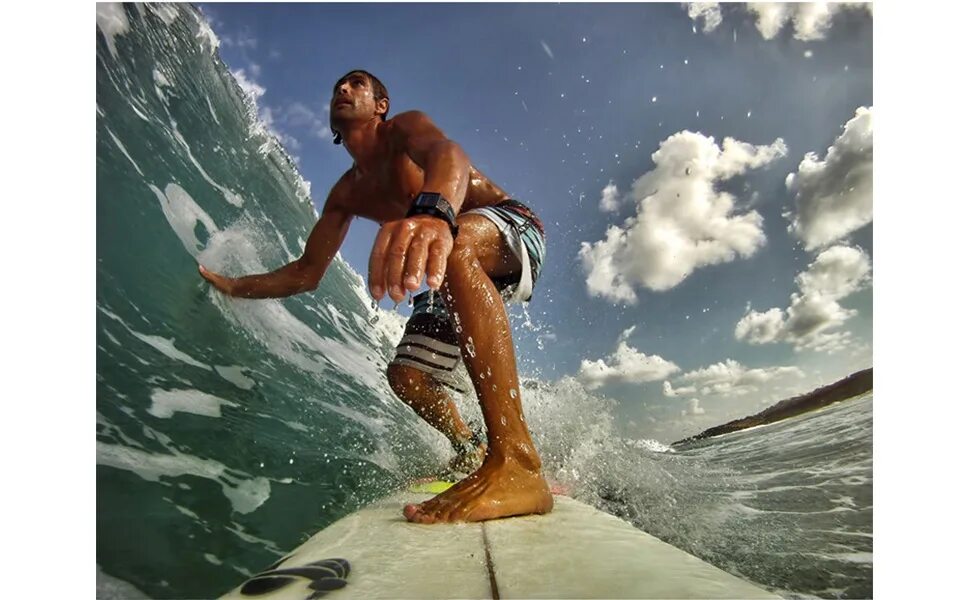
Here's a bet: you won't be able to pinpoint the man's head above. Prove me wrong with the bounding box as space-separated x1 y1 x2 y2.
330 70 390 145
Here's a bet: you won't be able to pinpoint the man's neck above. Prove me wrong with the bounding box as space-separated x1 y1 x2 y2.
340 119 383 173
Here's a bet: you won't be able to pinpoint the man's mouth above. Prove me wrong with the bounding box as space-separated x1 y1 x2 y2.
334 99 352 107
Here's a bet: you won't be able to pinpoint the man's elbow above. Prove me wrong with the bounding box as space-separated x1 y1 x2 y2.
295 259 325 293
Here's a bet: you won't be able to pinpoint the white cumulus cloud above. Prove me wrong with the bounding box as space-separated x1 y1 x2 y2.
599 181 621 212
682 398 706 417
577 327 680 389
663 380 697 397
281 102 332 140
578 131 786 303
686 3 872 41
735 245 872 352
677 359 804 397
786 106 873 251
687 3 723 33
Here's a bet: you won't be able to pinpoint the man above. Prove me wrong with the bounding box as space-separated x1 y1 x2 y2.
199 70 552 524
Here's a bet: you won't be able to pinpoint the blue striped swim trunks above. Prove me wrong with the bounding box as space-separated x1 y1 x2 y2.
389 199 545 390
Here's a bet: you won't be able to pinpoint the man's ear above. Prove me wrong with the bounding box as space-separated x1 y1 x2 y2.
376 98 389 117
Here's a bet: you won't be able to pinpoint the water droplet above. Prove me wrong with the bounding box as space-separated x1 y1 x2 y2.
501 416 508 426
510 389 518 399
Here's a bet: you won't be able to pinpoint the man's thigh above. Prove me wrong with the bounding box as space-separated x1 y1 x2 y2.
454 213 520 279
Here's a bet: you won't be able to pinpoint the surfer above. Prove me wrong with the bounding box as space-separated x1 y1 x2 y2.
199 70 553 523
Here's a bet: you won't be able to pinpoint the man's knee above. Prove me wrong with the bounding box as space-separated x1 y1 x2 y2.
386 363 430 401
446 227 479 273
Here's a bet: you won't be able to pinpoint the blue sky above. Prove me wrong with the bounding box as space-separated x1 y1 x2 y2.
198 2 873 441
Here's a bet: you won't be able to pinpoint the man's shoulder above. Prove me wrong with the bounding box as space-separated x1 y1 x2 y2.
387 110 430 125
326 168 359 206
384 110 435 136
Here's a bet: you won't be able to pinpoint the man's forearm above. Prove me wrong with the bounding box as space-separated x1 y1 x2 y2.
230 260 320 298
421 142 470 212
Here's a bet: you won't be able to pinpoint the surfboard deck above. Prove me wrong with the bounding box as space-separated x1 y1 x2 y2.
221 481 780 599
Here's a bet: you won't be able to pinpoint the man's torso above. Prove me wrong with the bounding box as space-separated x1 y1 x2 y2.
330 119 511 223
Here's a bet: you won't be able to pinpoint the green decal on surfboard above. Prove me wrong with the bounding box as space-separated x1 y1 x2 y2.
408 480 456 494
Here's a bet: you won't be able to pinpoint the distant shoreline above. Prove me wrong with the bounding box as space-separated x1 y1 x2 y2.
673 367 873 446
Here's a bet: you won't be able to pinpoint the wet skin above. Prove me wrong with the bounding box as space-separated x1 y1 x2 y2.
199 71 553 523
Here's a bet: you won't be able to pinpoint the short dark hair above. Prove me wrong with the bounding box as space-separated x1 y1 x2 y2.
331 70 390 145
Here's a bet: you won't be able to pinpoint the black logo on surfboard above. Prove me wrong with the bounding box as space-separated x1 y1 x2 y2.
239 557 350 598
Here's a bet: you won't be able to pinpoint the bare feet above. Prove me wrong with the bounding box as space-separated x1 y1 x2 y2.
405 455 553 523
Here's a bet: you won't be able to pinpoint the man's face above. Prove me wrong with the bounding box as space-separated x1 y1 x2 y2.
330 72 383 119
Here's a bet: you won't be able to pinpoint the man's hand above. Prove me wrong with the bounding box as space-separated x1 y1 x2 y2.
198 264 238 296
369 216 454 302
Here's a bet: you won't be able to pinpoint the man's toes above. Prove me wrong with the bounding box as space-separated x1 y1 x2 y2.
403 503 421 521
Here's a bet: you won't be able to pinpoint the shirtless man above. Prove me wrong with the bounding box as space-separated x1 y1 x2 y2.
199 70 553 523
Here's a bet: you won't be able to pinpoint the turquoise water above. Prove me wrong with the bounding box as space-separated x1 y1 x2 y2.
96 5 871 599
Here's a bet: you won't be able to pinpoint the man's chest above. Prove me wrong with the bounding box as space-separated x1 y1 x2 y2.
346 156 425 223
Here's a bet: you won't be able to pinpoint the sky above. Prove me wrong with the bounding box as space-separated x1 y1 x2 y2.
197 1 874 442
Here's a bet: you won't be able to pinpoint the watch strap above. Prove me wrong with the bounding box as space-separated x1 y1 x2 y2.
406 192 459 237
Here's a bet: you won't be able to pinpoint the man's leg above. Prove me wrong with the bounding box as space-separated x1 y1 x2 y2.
403 215 553 523
386 363 485 471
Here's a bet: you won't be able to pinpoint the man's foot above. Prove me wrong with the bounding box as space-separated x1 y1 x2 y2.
404 455 553 523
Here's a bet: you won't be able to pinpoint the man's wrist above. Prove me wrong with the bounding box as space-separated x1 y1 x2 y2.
407 192 459 237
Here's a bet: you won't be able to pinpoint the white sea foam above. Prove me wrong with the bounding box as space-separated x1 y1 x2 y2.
224 522 286 554
205 95 221 125
174 504 200 520
104 126 144 176
197 232 393 394
148 183 219 257
148 388 239 419
99 304 189 361
168 128 244 206
215 365 256 390
97 564 151 600
96 3 131 59
628 438 676 453
218 294 387 394
97 441 271 514
193 9 221 54
152 68 173 89
148 3 180 25
307 397 390 438
132 331 209 369
103 330 121 346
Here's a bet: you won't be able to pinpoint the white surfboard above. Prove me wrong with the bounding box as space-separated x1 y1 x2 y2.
222 481 780 599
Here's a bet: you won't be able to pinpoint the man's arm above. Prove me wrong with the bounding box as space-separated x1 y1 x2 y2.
199 181 353 299
368 112 469 302
389 110 471 213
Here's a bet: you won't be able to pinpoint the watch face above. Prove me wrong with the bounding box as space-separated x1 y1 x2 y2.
417 193 440 207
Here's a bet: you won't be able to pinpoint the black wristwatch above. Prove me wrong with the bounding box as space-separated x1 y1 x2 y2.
406 192 459 237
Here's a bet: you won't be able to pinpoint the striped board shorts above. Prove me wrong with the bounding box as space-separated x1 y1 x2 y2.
389 199 546 393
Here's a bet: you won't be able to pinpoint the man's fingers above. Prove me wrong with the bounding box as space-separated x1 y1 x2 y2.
426 237 452 289
403 232 431 292
199 265 220 285
368 224 394 299
384 226 414 303
198 265 234 295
